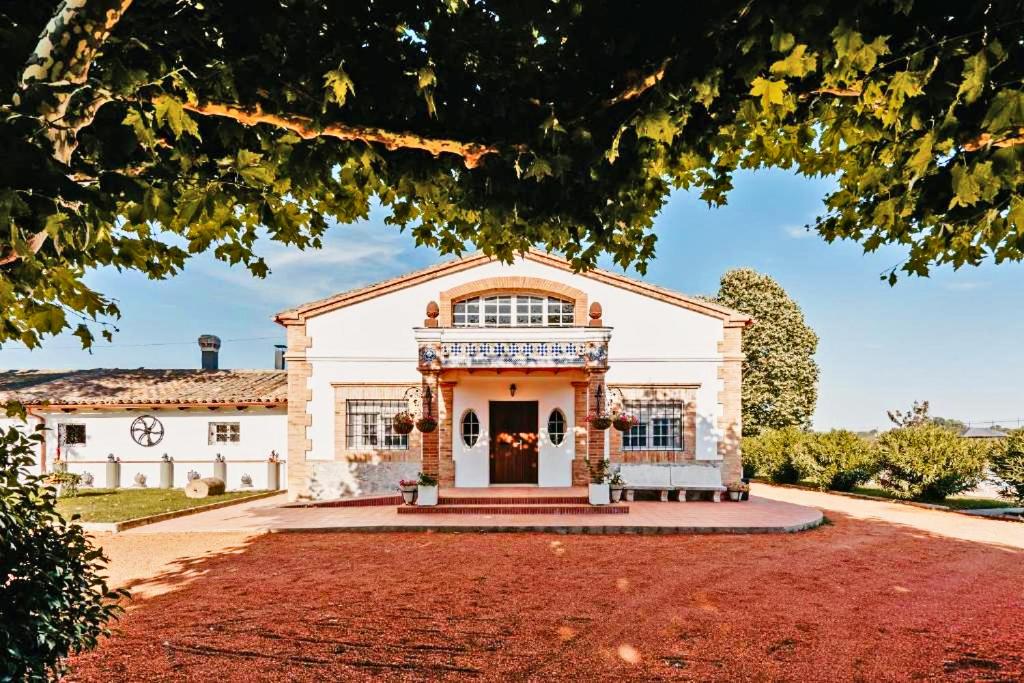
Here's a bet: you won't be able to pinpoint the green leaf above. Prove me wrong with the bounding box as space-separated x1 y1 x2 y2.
323 64 355 107
750 77 788 110
523 157 553 181
152 95 200 139
634 111 678 143
769 45 817 78
906 131 935 181
949 161 996 209
957 51 988 104
981 89 1024 133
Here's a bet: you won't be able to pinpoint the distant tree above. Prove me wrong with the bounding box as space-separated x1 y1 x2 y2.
887 401 965 432
710 269 819 435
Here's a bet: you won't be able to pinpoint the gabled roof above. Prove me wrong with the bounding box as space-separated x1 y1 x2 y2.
274 248 752 325
0 369 288 407
961 426 1008 439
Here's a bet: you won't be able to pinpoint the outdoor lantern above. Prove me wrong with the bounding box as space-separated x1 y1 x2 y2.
509 383 517 397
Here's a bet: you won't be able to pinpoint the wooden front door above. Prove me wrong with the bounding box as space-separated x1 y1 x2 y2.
489 401 539 484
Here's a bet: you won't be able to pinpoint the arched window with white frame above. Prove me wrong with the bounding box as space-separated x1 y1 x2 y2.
453 294 574 327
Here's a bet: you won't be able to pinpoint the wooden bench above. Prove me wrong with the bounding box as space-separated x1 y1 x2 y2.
622 463 726 503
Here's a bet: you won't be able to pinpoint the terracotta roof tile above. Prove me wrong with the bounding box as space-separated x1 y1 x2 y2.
0 369 287 407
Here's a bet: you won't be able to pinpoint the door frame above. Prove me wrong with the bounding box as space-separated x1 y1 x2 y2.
488 400 539 484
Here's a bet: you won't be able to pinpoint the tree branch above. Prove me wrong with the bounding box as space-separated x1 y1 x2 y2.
604 59 671 107
181 101 500 169
0 231 49 267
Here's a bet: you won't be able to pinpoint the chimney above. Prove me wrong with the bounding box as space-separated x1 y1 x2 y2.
198 334 221 370
274 344 286 370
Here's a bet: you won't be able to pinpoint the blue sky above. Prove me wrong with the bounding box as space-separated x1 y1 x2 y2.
2 169 1022 431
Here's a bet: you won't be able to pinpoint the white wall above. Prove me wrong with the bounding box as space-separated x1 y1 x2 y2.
23 409 286 490
301 255 727 464
452 377 576 487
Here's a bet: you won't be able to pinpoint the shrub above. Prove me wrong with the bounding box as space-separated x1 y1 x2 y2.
875 424 988 502
742 427 805 484
793 430 877 491
0 425 124 679
990 429 1024 504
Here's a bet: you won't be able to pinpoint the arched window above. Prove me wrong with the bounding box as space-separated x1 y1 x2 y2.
461 410 481 447
547 409 567 446
453 294 574 327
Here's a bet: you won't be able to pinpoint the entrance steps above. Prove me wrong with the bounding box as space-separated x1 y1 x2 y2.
397 503 628 515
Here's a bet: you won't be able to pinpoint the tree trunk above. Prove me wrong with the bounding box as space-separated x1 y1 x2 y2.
185 477 225 498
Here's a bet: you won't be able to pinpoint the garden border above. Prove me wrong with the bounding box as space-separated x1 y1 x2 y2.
757 480 1024 523
76 490 284 533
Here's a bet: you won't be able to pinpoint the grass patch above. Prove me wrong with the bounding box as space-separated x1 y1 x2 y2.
56 488 268 523
849 486 1012 510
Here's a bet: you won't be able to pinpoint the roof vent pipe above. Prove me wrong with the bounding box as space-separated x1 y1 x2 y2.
198 334 221 370
274 344 286 370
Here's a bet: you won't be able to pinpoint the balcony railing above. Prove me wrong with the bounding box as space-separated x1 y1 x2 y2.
414 326 611 370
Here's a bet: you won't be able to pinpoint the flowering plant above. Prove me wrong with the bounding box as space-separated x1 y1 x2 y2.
612 413 639 432
585 412 612 430
727 481 750 493
393 411 416 434
416 415 438 433
398 479 418 490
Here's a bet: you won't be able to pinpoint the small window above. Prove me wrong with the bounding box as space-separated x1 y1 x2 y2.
345 400 409 450
452 294 574 327
547 409 566 446
208 422 241 445
461 410 480 447
58 423 86 445
622 400 684 451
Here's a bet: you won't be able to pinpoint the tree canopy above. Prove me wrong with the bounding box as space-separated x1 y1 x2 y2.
710 268 819 435
2 0 1023 347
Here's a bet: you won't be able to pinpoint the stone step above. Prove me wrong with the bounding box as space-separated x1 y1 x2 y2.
397 504 629 515
438 495 590 505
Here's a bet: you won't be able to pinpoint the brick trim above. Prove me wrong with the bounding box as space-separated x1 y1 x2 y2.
333 384 421 464
571 380 589 486
438 276 588 327
284 323 313 500
716 326 743 486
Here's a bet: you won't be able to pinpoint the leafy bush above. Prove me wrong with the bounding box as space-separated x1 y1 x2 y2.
990 429 1024 504
793 430 877 491
742 427 805 484
0 425 124 680
876 424 989 502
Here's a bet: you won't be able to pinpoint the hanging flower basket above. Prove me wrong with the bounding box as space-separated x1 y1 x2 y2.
612 413 639 432
393 412 415 435
416 416 438 433
585 412 612 430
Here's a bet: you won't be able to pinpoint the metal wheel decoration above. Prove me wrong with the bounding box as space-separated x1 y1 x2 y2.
130 415 165 447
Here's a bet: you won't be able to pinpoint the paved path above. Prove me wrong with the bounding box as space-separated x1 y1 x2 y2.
122 489 822 534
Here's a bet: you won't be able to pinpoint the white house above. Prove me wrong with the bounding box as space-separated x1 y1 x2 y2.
274 249 750 501
0 361 287 490
0 249 750 500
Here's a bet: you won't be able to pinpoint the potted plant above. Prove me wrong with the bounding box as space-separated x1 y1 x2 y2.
585 411 612 431
609 466 626 503
586 457 610 505
416 415 438 433
416 472 439 506
393 411 415 435
398 478 418 505
727 482 750 501
612 412 638 432
45 470 81 498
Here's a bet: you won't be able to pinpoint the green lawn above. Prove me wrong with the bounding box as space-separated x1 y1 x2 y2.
849 486 1014 510
56 488 268 523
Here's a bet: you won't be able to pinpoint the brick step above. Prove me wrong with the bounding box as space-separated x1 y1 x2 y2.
397 504 629 515
438 496 590 505
288 495 401 509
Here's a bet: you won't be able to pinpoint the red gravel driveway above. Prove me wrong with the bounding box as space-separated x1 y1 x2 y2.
69 487 1024 681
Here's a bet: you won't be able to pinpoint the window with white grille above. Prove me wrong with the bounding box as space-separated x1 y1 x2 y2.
453 294 574 327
